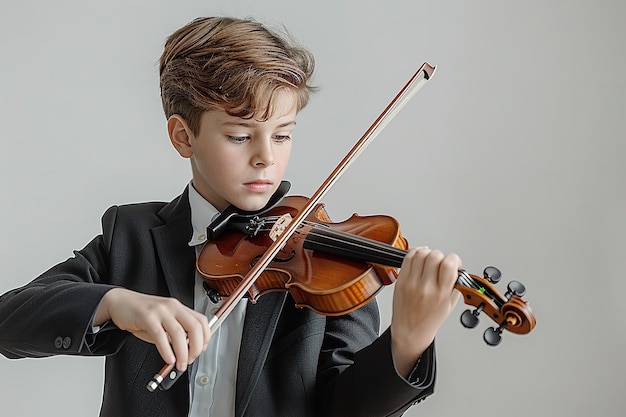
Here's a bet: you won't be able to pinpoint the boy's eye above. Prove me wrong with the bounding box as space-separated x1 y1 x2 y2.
273 135 292 142
228 136 250 143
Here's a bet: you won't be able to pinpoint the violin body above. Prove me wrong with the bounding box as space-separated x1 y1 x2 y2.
197 194 536 341
197 196 409 316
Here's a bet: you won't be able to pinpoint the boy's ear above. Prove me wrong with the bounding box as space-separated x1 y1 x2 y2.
168 115 194 158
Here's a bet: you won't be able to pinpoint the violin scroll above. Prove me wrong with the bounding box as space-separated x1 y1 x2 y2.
457 266 536 346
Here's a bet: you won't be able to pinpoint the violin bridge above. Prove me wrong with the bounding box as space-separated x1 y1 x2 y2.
269 213 293 241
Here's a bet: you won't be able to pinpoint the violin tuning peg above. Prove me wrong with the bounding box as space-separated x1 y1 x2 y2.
483 326 503 346
504 280 526 299
460 303 485 329
460 309 480 328
483 266 502 283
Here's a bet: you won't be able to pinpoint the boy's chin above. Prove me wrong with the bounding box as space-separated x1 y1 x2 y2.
232 195 273 213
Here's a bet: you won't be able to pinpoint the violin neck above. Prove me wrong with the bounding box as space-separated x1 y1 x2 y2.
301 224 491 300
302 224 407 268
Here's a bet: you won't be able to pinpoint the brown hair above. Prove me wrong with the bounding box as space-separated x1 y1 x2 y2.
159 16 317 135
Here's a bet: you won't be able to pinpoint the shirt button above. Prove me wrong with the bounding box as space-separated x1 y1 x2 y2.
54 337 63 349
198 375 210 386
198 234 206 242
62 337 72 349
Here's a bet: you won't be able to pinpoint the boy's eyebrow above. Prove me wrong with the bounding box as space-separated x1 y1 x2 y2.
220 119 297 128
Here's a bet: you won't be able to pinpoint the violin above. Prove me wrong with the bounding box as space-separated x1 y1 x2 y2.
198 189 536 342
146 62 537 392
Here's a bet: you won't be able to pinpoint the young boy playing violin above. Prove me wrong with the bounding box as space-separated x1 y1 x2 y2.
0 16 461 417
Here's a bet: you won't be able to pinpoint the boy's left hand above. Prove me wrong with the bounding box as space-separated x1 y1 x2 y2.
390 246 461 377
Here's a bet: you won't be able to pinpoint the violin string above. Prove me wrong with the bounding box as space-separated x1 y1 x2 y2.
299 227 504 307
254 216 408 265
304 225 407 264
244 216 505 307
456 271 504 308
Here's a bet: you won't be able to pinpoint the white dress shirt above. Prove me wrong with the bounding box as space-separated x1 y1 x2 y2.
187 182 248 417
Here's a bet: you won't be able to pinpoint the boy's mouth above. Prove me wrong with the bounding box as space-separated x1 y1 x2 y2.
243 180 273 193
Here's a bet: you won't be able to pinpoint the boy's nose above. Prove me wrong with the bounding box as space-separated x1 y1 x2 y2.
252 141 275 167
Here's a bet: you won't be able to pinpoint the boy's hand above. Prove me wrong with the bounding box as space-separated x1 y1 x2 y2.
390 246 461 377
94 288 211 372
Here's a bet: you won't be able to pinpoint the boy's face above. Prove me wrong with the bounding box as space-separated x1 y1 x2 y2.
170 90 297 212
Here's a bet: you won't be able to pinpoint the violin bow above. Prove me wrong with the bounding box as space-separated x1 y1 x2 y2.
208 63 436 333
147 62 436 392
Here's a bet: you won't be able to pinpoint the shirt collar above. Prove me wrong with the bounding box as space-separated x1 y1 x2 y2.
187 181 220 247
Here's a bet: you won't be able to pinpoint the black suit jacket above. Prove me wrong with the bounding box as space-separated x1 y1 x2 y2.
0 188 436 416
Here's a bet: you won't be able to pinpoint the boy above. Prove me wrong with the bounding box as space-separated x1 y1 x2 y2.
0 16 461 417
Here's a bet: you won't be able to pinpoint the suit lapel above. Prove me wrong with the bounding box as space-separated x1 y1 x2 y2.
151 189 195 308
235 292 287 417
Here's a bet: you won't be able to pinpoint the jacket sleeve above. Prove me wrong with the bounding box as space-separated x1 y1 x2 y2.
316 299 436 417
0 206 129 359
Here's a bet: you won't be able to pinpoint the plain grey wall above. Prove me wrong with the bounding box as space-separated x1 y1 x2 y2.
1 0 624 416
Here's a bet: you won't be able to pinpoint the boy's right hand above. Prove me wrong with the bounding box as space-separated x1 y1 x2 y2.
94 288 210 372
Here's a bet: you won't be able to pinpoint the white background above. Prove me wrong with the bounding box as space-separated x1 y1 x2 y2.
1 1 624 416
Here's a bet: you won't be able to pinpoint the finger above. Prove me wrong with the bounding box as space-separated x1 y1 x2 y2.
177 311 210 363
450 288 462 307
199 311 211 348
191 309 211 347
401 246 430 283
151 326 176 366
421 249 445 289
161 318 190 371
438 253 462 289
